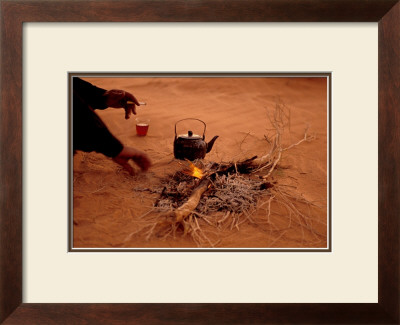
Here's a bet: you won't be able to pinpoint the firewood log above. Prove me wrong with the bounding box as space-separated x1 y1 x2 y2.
173 178 211 223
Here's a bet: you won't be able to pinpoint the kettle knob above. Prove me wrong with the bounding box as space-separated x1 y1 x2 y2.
188 130 193 137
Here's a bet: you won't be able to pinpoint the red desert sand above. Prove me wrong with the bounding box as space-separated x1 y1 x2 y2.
73 77 328 249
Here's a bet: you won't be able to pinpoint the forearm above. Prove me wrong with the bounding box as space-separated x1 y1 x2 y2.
73 95 123 157
73 77 108 110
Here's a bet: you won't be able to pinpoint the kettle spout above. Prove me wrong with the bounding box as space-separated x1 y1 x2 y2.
206 136 219 153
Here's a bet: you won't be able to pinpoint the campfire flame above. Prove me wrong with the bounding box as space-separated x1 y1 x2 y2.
183 160 204 179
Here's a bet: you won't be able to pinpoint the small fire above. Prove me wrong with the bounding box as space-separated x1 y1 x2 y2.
183 160 204 179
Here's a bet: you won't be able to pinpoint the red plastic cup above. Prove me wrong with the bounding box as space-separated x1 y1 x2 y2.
135 118 150 136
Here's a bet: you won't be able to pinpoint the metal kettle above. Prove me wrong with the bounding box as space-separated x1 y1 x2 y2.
173 118 218 161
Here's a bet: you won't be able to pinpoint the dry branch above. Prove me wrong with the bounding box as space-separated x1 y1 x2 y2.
173 178 210 223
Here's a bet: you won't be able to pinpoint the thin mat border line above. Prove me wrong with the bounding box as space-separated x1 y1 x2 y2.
1 0 398 324
68 72 332 253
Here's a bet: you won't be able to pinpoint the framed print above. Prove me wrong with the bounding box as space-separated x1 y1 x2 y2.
1 0 399 324
68 73 331 252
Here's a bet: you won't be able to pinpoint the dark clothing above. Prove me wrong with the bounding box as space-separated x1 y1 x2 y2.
73 78 123 157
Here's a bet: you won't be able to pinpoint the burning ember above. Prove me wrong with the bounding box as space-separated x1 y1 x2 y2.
182 160 205 179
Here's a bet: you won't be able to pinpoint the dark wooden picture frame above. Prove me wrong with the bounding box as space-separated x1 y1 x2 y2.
1 1 399 324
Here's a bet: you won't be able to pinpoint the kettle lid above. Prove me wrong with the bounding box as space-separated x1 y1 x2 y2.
178 130 202 139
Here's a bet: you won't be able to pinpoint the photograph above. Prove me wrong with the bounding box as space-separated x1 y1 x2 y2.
70 74 330 250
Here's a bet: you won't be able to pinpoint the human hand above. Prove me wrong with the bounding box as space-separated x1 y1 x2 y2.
103 89 141 120
113 146 152 175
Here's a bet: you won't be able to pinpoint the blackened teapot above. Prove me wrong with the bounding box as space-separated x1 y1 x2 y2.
173 118 218 161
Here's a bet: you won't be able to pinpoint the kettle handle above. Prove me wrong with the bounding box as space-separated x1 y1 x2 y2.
174 118 206 139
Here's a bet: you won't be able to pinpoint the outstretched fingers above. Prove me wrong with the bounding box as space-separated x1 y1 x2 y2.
113 157 135 175
113 147 151 175
131 154 151 171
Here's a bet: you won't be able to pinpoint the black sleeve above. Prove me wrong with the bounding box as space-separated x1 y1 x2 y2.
73 85 123 158
73 77 108 110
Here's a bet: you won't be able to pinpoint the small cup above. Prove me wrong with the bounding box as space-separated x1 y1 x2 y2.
135 118 150 136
